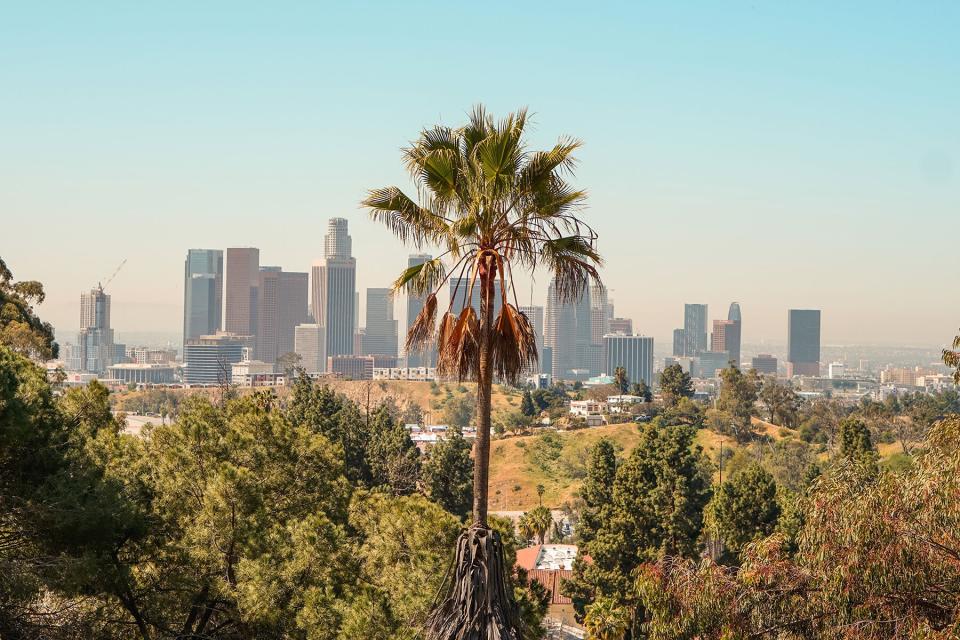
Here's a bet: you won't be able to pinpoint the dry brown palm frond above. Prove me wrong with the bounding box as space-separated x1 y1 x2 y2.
491 304 537 384
406 293 438 353
436 311 457 362
438 306 481 381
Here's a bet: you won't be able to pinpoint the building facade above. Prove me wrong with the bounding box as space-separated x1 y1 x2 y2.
327 355 374 380
545 278 593 380
609 317 633 335
78 287 114 374
183 249 223 349
294 324 326 373
312 218 357 358
787 309 821 377
363 287 398 357
603 334 655 387
223 248 260 337
257 267 308 364
752 353 778 376
683 303 708 356
183 334 245 385
711 319 742 366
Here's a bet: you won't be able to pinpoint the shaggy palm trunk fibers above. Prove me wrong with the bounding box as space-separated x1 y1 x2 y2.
425 525 521 640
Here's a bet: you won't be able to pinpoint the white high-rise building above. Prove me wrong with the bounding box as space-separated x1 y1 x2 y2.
78 286 114 374
545 278 593 381
311 218 356 358
362 287 398 356
294 324 326 374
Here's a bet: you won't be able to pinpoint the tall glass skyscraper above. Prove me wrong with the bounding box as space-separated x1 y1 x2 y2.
787 309 821 377
362 287 398 356
546 278 593 380
683 303 708 356
312 218 356 360
183 249 223 349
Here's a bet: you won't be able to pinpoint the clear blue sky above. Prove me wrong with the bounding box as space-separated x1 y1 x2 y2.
2 1 957 348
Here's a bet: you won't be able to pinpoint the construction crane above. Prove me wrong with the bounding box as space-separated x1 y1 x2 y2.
98 258 127 292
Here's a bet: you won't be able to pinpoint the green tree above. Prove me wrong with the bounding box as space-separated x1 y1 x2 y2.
421 426 473 520
759 376 801 427
613 366 629 394
706 463 781 563
636 416 960 639
286 375 374 486
584 597 630 640
658 364 693 407
838 415 878 469
566 420 712 631
716 365 760 442
944 329 960 384
442 392 476 428
364 107 602 638
344 493 461 635
629 379 652 402
367 406 421 495
519 506 553 545
520 389 537 417
0 257 57 359
576 438 617 547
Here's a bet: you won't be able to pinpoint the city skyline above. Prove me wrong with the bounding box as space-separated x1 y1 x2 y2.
3 3 957 347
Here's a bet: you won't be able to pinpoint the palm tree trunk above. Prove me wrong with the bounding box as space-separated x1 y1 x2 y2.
472 266 495 526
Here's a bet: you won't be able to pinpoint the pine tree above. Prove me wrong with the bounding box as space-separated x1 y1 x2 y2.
520 390 537 417
706 463 781 563
565 421 712 628
421 426 474 520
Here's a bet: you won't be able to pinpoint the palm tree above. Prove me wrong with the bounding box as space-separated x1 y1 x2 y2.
613 366 629 394
584 597 630 640
363 106 602 639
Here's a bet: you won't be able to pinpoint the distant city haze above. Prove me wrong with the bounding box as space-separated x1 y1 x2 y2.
2 3 957 348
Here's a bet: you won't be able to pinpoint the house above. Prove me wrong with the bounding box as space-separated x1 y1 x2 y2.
515 544 584 606
606 394 643 413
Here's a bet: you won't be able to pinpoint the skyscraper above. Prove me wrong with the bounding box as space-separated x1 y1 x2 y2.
787 309 821 377
78 286 114 374
256 267 309 364
609 317 633 335
683 303 708 356
183 249 223 349
183 333 244 385
363 287 398 356
223 248 259 337
405 254 435 367
294 324 325 373
604 334 654 388
711 319 741 366
545 278 592 380
727 301 743 366
312 218 356 357
672 328 687 357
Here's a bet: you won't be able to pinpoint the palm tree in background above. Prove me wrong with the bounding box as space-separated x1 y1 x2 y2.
363 106 602 639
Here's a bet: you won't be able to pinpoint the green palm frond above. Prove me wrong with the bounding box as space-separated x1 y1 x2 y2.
391 257 447 297
362 187 448 247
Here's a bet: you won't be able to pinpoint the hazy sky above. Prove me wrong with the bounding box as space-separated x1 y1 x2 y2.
2 2 957 348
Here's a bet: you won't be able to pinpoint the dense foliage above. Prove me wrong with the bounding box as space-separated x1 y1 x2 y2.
0 346 543 639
